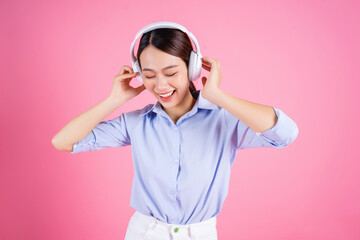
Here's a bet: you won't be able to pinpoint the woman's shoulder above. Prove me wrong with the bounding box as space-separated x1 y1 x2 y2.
123 103 155 119
120 104 155 133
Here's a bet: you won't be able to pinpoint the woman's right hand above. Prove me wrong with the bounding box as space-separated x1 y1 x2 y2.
109 65 146 103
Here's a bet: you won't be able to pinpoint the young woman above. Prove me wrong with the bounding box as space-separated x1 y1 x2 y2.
52 21 299 240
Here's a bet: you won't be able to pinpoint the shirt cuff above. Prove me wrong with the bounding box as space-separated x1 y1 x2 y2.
71 131 95 154
255 106 299 148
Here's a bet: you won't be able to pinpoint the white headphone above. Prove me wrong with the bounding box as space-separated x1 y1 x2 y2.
130 21 203 84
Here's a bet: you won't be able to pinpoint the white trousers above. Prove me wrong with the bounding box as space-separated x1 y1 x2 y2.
124 211 218 240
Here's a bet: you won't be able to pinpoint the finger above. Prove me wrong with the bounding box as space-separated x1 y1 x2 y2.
123 66 134 75
136 84 146 93
201 57 211 65
202 57 219 66
201 56 212 62
202 63 211 71
119 65 133 75
119 72 138 79
202 57 220 70
202 62 211 67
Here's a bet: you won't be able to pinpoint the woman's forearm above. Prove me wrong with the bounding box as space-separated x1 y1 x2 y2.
51 96 126 151
205 89 278 133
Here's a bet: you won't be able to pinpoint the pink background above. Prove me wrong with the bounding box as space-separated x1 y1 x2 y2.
2 0 360 239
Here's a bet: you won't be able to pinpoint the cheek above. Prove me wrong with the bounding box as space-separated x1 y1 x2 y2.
143 81 153 89
177 78 190 89
173 74 189 86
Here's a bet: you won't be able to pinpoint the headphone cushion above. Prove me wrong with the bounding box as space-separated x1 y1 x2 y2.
189 50 202 82
133 60 143 83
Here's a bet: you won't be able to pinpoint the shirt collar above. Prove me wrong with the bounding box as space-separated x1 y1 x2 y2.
139 89 220 117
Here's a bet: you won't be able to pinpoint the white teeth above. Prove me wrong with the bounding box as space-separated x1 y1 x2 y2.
159 90 174 98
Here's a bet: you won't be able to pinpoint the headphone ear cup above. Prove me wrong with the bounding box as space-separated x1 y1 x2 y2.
188 50 202 82
133 60 143 84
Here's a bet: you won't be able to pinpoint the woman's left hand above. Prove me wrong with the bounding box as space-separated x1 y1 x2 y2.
201 56 222 100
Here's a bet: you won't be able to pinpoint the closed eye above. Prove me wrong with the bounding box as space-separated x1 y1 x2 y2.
145 72 177 79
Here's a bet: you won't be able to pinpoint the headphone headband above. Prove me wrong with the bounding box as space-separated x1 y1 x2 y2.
130 21 201 65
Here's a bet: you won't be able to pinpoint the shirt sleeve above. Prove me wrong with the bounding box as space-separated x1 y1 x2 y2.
71 112 131 154
224 106 299 151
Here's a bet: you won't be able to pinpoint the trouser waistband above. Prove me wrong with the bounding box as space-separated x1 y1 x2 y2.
133 211 217 237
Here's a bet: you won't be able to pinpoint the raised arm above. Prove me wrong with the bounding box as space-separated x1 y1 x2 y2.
51 96 126 152
200 56 298 149
52 66 145 152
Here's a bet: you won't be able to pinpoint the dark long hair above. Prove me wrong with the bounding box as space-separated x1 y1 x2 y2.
136 28 197 92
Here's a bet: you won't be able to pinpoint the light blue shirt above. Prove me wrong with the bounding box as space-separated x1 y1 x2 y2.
71 89 299 224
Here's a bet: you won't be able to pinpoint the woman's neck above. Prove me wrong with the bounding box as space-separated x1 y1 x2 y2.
162 90 197 124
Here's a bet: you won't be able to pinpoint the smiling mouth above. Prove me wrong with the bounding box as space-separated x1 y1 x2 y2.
157 90 176 101
158 90 175 97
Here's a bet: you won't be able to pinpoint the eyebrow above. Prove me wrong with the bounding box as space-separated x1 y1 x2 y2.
142 65 178 72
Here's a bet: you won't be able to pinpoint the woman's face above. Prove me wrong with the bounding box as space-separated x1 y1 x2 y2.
139 45 192 112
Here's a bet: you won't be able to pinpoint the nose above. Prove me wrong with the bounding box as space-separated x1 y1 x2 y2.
156 75 169 90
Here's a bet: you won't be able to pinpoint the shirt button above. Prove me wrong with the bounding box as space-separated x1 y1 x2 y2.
174 157 179 163
173 127 178 131
170 190 175 194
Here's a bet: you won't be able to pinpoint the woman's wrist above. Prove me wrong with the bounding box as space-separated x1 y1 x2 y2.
105 95 127 109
